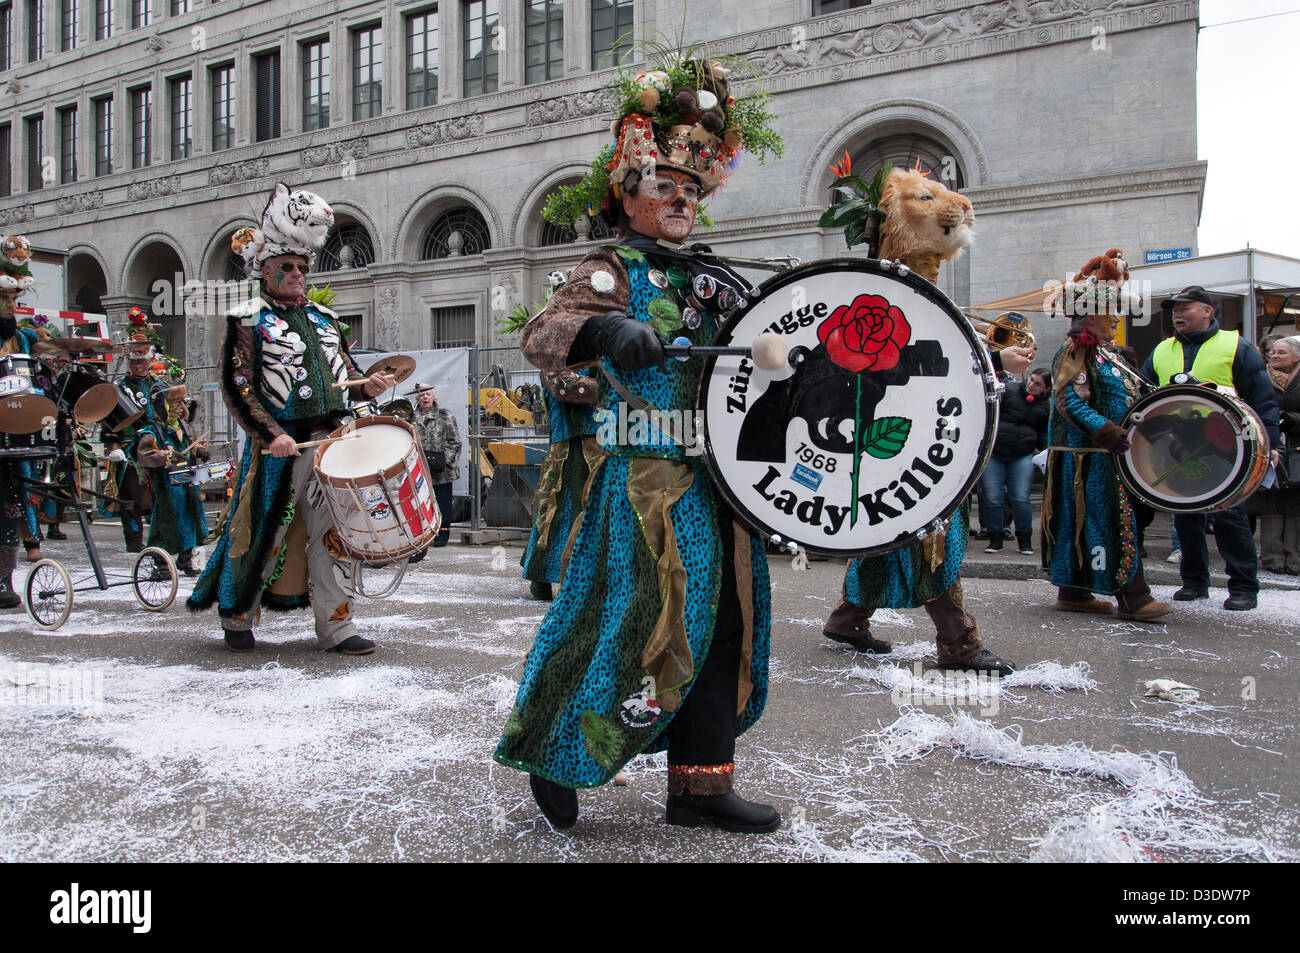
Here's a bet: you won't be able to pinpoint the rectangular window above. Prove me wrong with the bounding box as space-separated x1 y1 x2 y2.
170 0 189 14
210 63 234 151
94 95 112 175
25 114 42 191
58 105 76 182
254 50 281 142
169 75 192 160
813 0 872 13
25 0 42 62
462 0 498 98
591 0 633 68
352 24 382 121
525 0 563 84
131 0 149 29
130 86 151 168
94 0 111 39
432 305 475 348
301 38 329 131
405 7 438 109
0 124 10 197
59 0 74 50
0 4 12 72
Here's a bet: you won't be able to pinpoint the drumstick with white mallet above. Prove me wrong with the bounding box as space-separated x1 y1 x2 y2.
662 331 789 370
260 432 363 455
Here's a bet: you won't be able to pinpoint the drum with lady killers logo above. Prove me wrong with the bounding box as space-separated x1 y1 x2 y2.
697 258 998 557
1116 382 1269 514
313 415 440 565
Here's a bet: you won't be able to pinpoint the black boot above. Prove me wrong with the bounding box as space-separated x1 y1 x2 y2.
46 527 67 541
529 774 578 828
177 550 200 577
666 793 781 833
0 575 20 610
822 599 892 653
936 649 1016 677
224 629 256 653
529 580 554 602
332 635 376 655
125 538 143 554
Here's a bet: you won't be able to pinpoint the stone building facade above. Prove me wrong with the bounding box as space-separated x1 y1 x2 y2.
0 0 1205 388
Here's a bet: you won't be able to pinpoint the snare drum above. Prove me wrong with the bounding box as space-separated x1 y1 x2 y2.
0 354 58 434
0 429 57 461
313 415 440 565
1116 383 1269 513
55 366 118 424
697 259 998 557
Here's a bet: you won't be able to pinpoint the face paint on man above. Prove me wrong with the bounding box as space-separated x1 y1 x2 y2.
622 169 702 244
261 255 310 302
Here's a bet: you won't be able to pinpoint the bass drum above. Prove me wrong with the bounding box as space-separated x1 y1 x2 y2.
698 258 998 557
1116 383 1269 513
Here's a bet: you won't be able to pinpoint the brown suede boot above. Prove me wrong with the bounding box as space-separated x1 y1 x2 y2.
929 580 1015 676
822 599 891 654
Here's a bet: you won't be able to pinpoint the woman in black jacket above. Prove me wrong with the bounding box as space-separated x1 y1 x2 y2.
1259 337 1300 574
979 368 1050 553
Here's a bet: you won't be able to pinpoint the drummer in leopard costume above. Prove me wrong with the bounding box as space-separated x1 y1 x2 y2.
134 380 209 576
187 183 395 654
495 56 786 833
820 165 1026 674
0 235 39 609
1041 253 1172 621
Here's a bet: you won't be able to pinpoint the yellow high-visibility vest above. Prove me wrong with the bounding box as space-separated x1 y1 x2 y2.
1151 329 1238 387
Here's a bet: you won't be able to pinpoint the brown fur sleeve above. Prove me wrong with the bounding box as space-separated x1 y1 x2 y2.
222 318 286 446
521 247 630 375
135 431 167 468
1092 421 1126 451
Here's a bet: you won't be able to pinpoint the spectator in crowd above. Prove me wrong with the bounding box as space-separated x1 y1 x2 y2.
1258 335 1300 574
413 383 461 549
981 368 1050 554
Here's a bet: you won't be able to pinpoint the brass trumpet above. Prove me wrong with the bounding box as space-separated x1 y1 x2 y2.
964 310 1037 353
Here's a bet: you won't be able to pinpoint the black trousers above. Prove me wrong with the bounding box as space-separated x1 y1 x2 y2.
1175 505 1258 598
433 482 452 542
665 512 742 768
118 465 148 546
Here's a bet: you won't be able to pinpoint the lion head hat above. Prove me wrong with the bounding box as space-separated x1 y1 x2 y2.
542 47 783 228
0 235 35 294
231 183 335 276
1052 248 1143 320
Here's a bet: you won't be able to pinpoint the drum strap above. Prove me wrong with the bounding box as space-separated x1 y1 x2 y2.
599 366 652 413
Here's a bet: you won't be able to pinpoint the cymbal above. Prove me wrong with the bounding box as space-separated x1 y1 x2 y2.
36 337 118 356
363 354 416 386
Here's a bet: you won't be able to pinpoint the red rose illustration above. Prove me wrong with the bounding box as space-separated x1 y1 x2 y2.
1204 412 1236 453
818 293 912 373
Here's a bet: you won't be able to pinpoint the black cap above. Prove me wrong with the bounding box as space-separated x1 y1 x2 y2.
1161 285 1215 309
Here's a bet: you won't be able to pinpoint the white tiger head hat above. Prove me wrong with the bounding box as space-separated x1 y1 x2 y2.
233 183 334 276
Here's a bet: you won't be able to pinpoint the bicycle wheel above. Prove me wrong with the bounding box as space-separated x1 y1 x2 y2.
25 559 74 631
132 547 178 611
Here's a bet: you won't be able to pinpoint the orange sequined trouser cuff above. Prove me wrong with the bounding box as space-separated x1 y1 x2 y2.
668 762 734 796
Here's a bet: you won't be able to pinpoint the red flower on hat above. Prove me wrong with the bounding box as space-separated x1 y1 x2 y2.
818 293 912 373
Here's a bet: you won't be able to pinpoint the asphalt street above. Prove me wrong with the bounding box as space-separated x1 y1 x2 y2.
0 517 1295 862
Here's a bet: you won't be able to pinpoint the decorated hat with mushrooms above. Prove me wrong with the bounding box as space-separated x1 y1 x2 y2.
543 46 784 227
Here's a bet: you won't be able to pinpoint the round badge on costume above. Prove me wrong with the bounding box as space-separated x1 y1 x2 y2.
590 270 615 293
291 340 306 354
293 367 307 382
667 265 689 289
298 385 313 400
682 306 702 330
693 274 717 299
280 353 295 365
648 269 668 290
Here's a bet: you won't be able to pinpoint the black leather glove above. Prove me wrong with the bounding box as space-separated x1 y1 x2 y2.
568 311 664 370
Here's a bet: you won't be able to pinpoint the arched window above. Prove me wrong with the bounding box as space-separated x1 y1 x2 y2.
853 133 965 190
539 213 615 247
319 221 377 272
419 207 491 260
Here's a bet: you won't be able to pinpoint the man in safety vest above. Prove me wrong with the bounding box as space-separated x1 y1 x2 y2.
1139 286 1280 611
